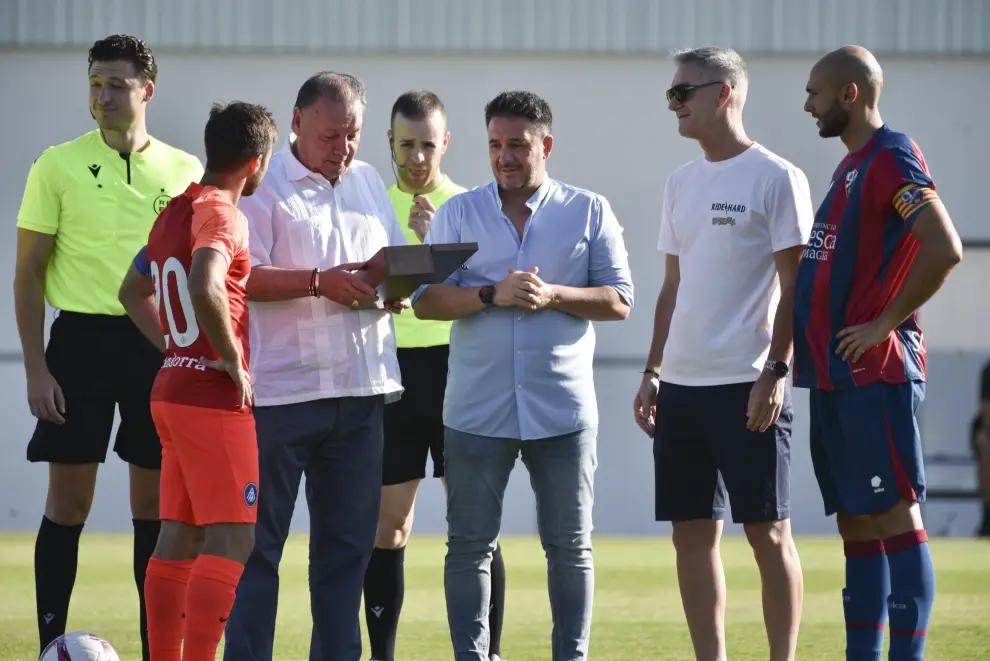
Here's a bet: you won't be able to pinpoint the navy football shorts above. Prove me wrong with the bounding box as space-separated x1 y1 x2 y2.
653 380 793 524
809 380 926 516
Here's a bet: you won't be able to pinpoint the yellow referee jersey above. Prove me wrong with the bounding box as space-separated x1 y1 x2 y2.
17 129 204 316
388 174 467 349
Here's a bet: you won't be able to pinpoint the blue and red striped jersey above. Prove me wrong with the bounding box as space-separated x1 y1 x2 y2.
793 125 939 391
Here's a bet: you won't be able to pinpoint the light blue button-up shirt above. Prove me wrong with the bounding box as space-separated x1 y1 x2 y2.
411 177 634 441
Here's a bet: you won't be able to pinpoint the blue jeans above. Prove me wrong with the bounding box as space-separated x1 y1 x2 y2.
443 426 598 661
222 395 385 661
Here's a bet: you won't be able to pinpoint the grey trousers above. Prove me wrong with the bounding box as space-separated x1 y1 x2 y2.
444 426 598 661
222 395 385 661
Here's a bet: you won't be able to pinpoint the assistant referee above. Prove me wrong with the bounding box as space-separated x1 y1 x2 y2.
13 35 203 660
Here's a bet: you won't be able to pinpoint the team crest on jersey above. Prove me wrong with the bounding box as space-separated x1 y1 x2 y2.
153 189 173 214
893 184 938 222
844 169 859 197
898 186 925 207
244 482 258 508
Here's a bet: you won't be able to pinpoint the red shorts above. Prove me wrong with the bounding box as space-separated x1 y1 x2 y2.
151 400 259 526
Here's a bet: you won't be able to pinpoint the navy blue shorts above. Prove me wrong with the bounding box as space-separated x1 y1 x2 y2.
810 380 926 516
653 380 793 524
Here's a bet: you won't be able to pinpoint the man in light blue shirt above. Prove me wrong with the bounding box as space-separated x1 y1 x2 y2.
411 90 634 661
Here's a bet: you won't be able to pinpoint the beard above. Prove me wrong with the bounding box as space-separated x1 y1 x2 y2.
817 101 851 138
243 169 264 197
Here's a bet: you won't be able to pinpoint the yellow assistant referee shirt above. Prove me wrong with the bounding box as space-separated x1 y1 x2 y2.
388 174 467 349
17 129 204 316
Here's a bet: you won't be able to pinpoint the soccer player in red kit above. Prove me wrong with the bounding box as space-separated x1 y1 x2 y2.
795 46 963 661
118 101 278 661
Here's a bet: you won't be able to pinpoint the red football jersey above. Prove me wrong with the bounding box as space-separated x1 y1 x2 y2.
146 182 251 411
793 125 933 391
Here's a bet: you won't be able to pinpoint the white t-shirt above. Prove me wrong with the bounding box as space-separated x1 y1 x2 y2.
657 143 814 386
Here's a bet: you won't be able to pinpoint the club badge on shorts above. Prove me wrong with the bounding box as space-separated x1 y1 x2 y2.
244 482 258 508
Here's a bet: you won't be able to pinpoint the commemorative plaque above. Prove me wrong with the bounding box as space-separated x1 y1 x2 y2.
354 242 479 302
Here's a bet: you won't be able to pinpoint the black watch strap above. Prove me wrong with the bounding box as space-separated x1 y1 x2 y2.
479 285 495 306
764 359 789 377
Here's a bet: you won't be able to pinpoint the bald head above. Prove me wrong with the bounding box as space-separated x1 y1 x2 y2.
804 46 886 141
813 45 884 106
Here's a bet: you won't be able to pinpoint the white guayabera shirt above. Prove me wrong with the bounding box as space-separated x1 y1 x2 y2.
239 134 407 407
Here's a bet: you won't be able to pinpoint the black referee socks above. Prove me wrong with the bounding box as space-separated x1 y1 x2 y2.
133 518 162 661
35 516 84 654
364 546 405 661
363 542 507 660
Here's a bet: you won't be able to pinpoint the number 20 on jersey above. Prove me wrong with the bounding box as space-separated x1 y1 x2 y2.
150 257 201 349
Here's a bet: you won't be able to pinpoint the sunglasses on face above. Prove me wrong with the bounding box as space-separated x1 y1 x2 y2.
665 81 728 103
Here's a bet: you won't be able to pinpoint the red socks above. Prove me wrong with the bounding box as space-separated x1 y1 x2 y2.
145 557 194 661
182 554 245 661
145 554 244 661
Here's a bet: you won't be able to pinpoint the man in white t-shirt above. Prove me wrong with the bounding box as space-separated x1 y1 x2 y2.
633 47 814 661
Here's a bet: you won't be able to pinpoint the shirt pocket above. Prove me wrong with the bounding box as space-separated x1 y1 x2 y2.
282 214 337 267
354 211 391 262
306 205 388 266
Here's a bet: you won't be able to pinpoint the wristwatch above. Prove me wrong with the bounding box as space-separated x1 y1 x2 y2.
479 285 495 306
764 359 789 378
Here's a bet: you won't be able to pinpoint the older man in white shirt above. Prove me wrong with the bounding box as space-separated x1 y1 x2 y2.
222 72 407 661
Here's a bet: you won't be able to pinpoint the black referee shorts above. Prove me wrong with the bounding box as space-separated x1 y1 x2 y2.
382 344 449 486
27 311 164 470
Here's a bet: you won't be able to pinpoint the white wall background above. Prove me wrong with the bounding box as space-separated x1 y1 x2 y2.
0 50 986 537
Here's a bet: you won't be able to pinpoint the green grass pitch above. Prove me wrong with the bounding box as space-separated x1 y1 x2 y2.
1 533 988 660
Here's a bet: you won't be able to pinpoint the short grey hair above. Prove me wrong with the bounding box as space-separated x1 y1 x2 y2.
294 71 366 110
671 46 748 89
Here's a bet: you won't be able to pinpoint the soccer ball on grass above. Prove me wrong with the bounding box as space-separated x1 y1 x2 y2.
39 631 120 661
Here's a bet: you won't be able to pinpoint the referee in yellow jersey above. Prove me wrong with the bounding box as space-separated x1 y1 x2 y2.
13 35 203 660
361 90 508 661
